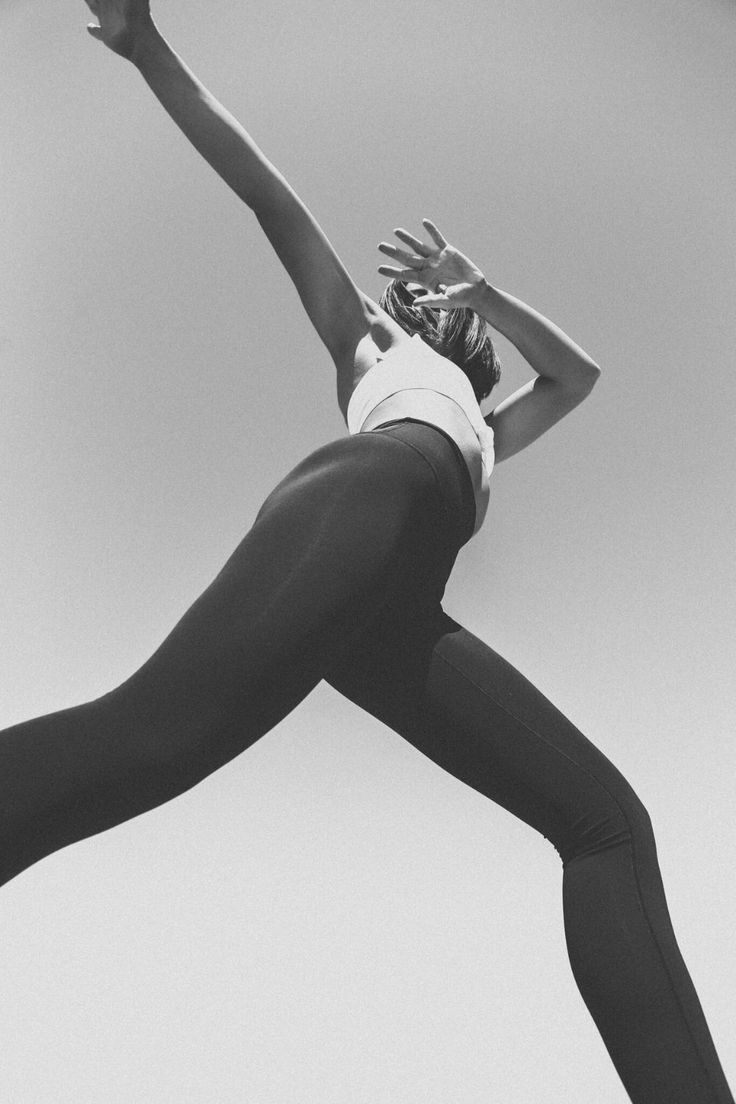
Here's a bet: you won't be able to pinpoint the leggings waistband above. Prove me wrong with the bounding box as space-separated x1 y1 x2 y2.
369 418 477 549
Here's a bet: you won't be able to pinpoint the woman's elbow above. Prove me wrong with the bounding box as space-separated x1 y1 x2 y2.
571 360 601 398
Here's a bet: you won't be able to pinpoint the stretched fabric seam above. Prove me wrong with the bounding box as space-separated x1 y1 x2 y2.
434 647 717 1097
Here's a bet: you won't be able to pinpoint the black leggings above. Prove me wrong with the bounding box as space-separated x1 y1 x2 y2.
1 420 732 1104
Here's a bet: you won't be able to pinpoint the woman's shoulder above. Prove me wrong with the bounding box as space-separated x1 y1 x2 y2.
350 334 444 399
336 300 414 417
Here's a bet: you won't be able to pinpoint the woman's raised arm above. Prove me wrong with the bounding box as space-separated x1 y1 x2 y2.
84 0 403 412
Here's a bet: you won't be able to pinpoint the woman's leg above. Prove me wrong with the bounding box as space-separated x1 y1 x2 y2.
0 431 445 888
325 609 734 1104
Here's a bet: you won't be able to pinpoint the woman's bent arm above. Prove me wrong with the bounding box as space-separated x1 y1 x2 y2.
470 282 601 394
378 220 601 463
470 281 601 462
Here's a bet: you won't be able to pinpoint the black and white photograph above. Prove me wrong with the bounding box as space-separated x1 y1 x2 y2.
2 1 734 1101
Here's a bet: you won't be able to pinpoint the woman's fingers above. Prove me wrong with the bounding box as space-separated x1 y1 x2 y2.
413 293 451 310
377 264 421 281
422 218 448 249
378 242 423 267
393 228 431 256
378 221 452 285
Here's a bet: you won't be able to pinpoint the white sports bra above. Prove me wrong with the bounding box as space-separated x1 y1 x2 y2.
346 333 495 536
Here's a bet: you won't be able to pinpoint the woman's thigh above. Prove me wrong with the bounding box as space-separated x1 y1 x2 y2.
105 432 452 767
325 609 649 862
0 433 448 883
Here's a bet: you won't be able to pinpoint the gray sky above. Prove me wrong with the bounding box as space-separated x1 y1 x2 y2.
2 0 735 1101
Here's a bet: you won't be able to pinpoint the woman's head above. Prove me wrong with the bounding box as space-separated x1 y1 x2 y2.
378 280 501 403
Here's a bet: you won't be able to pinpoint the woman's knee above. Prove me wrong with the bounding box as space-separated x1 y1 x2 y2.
555 776 655 867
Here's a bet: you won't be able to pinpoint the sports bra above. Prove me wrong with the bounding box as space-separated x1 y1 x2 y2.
346 333 495 536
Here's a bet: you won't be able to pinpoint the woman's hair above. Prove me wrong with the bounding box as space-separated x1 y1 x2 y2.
378 280 501 403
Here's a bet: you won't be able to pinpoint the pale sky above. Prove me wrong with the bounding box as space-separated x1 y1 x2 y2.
1 1 735 1101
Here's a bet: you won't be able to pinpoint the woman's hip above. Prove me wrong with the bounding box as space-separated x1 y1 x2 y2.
255 424 475 554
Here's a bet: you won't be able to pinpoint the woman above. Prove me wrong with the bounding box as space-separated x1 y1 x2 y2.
1 2 732 1101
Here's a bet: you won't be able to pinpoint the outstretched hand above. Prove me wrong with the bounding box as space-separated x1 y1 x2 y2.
84 0 155 59
377 219 487 310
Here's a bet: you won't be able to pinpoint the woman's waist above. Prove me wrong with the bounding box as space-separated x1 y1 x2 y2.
360 391 490 536
366 418 476 548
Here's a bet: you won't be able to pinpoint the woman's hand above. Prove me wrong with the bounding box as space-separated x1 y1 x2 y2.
84 0 155 60
377 219 488 310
